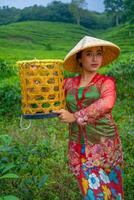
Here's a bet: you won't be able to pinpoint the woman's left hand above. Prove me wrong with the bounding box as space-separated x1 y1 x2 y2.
53 109 76 123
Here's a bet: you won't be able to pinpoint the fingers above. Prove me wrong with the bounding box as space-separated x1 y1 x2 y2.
52 110 61 114
61 119 65 122
53 110 64 119
59 114 64 120
58 113 65 122
52 109 67 123
52 109 65 114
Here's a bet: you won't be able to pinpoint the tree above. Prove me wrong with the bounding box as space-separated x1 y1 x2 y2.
104 0 124 26
123 0 134 36
69 0 87 25
46 1 73 23
123 0 134 24
0 6 20 25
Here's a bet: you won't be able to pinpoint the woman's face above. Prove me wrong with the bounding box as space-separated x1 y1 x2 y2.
79 46 103 72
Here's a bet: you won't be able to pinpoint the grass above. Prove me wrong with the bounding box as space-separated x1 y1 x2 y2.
95 23 134 54
0 21 133 71
0 21 94 64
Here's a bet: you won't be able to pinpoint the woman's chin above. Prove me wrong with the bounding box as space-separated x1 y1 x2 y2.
85 69 98 73
83 66 100 72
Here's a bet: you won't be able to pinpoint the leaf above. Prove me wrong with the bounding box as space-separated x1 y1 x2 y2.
38 175 48 189
2 163 16 174
0 146 12 152
0 135 12 145
1 195 19 200
0 173 19 179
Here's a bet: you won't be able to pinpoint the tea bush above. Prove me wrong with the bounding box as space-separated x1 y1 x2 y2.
107 56 134 100
107 57 134 199
0 59 20 116
0 119 82 200
0 59 17 80
0 76 21 116
0 58 134 199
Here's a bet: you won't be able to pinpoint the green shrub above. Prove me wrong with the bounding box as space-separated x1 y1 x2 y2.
0 120 82 200
107 56 134 199
0 77 21 116
0 59 17 80
106 57 134 100
0 57 133 199
0 135 20 200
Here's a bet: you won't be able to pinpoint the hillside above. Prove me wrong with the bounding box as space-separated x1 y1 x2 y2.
95 23 134 54
0 21 94 63
0 21 133 64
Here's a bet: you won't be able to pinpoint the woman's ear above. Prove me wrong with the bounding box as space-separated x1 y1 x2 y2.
76 51 82 67
78 58 81 64
78 59 82 67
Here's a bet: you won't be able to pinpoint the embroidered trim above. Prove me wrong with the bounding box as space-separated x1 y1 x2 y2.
74 109 88 126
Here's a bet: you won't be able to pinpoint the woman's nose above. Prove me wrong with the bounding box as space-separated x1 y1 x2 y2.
92 54 97 61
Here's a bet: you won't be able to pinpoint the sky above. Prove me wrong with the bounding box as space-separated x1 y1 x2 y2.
0 0 105 12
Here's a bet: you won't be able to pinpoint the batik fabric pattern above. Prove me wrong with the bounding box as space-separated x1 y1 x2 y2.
64 73 124 199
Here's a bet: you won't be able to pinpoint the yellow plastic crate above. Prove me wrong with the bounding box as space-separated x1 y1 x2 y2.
17 59 65 119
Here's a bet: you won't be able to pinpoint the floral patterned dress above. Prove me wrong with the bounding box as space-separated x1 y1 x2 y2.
64 72 124 200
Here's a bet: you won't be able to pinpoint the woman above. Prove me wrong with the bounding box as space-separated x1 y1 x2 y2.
56 36 124 199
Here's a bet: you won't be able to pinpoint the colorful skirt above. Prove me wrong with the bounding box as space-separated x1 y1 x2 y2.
68 142 124 200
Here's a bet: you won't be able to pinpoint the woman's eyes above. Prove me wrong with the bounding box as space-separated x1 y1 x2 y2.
97 52 102 56
87 53 92 56
86 52 103 56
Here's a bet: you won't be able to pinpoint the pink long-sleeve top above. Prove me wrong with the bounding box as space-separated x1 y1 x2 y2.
64 72 124 169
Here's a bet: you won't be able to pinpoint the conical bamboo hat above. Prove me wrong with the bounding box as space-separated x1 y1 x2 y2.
64 36 120 72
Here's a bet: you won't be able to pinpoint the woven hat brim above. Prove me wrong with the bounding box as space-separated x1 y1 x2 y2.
64 43 120 73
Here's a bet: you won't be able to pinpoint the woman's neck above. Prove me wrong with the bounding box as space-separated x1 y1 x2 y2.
80 71 97 81
79 71 98 87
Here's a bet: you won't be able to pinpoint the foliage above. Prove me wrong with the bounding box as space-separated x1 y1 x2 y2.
0 59 16 80
0 135 19 200
45 1 74 23
0 2 115 29
0 19 133 199
106 56 134 101
104 0 124 12
123 0 134 24
104 0 124 26
96 23 134 53
0 120 83 199
0 0 133 29
0 76 21 116
0 21 92 62
69 0 87 25
18 3 74 24
0 21 133 63
0 59 20 116
0 196 19 200
112 101 134 200
80 10 113 29
0 56 133 199
0 6 20 25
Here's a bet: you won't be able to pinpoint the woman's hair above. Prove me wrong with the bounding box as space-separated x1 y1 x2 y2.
76 51 82 67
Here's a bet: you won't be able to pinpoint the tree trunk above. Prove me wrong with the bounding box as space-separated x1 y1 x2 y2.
115 13 119 26
76 15 80 25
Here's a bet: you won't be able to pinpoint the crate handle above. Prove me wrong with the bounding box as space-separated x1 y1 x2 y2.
20 115 31 130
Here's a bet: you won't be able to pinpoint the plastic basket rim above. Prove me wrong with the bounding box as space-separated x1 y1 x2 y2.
23 112 60 119
17 59 64 65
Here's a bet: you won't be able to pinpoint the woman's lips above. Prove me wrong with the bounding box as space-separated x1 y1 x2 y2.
91 64 99 67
